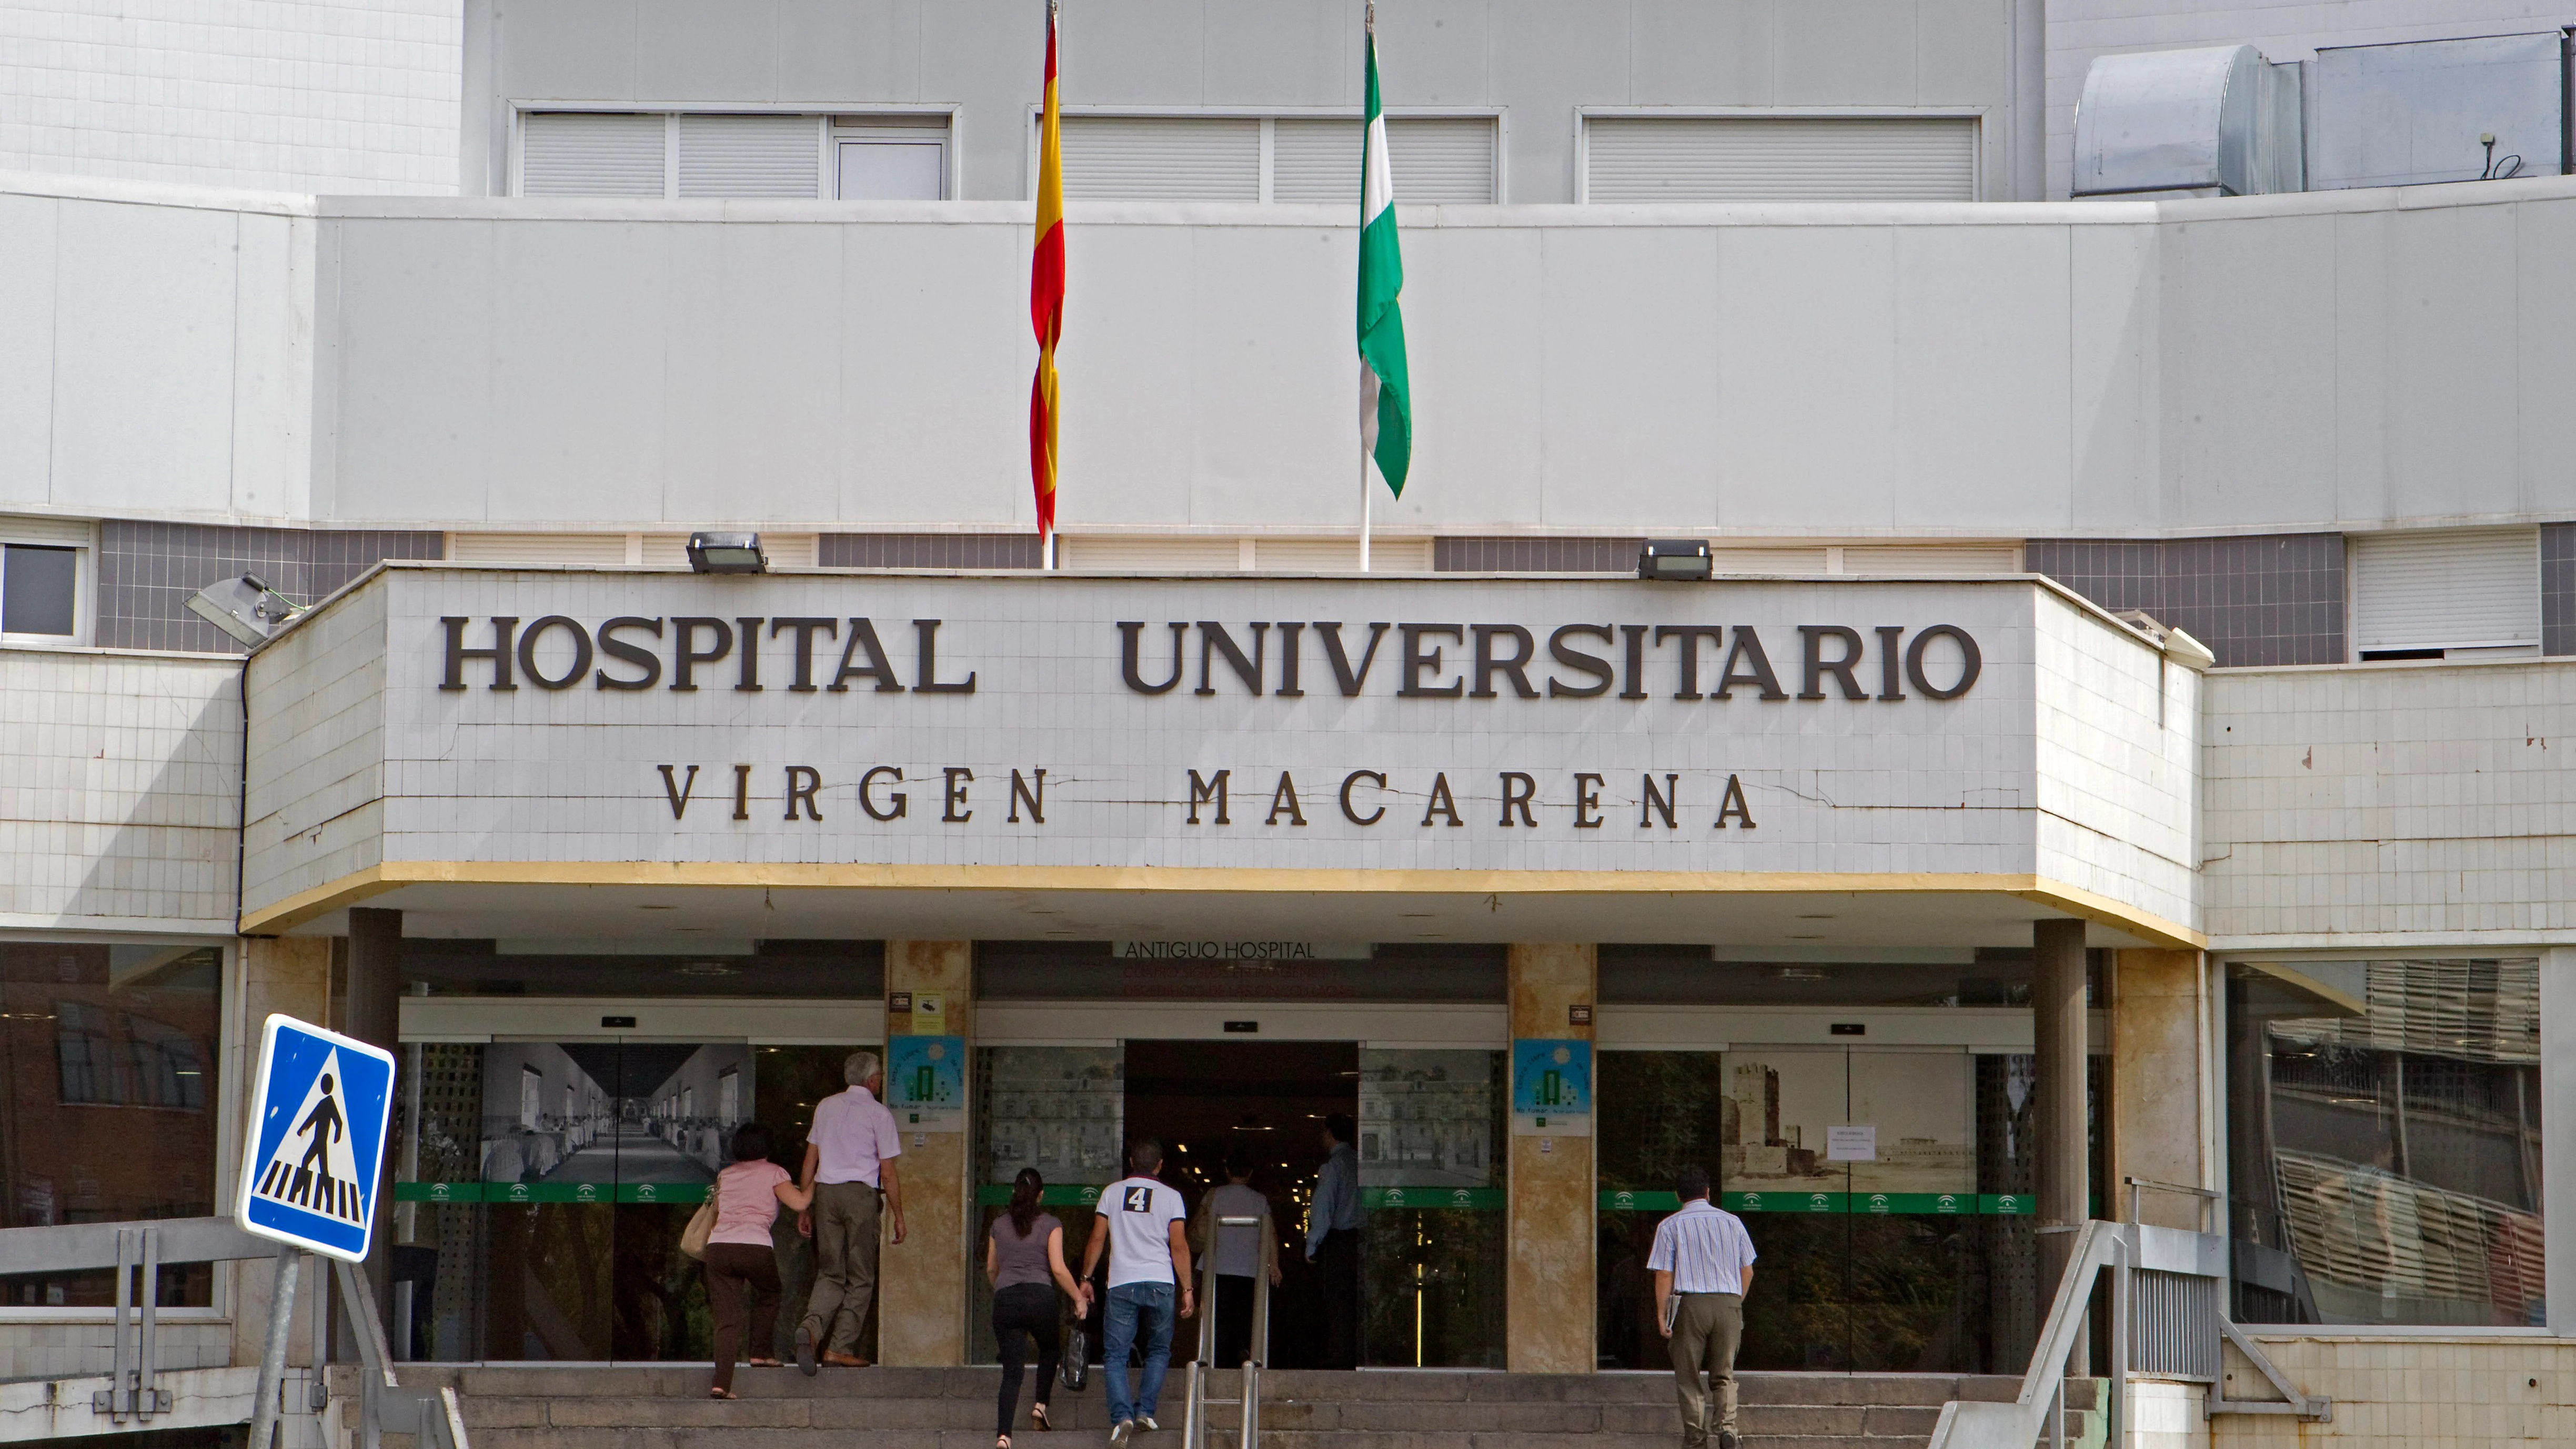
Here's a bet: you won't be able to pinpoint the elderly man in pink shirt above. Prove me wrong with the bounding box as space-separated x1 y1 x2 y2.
793 1051 906 1372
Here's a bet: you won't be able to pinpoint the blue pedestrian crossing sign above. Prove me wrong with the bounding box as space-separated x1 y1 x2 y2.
235 1014 395 1262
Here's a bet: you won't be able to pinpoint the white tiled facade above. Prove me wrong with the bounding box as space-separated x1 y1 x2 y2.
0 0 460 194
0 643 242 933
2203 660 2576 950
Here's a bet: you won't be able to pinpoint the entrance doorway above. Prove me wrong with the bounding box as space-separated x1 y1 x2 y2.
1124 1040 1356 1370
972 1035 1510 1371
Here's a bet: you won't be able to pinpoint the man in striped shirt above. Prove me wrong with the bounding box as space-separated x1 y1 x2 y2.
1650 1165 1757 1449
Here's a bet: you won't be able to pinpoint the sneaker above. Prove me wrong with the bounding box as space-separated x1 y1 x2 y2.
793 1324 818 1378
1718 1432 1740 1449
1135 1417 1159 1433
1109 1421 1135 1446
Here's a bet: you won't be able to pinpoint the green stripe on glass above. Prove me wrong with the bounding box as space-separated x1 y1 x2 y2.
977 1184 1109 1207
1597 1190 1683 1212
1723 1191 1848 1214
1360 1187 1502 1211
616 1183 710 1205
394 1182 484 1203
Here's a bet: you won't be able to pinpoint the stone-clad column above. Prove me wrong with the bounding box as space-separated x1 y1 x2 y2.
2032 920 2090 1323
1507 942 1596 1373
877 940 973 1367
229 937 331 1369
2111 949 2210 1230
345 908 403 1336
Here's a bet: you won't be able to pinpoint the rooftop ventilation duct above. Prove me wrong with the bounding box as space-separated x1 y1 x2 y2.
2072 45 2303 198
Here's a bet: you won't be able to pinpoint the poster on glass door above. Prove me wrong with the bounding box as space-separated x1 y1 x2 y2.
479 1043 753 1199
1719 1050 1972 1205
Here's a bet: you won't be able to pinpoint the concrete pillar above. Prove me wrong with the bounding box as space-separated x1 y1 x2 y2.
877 940 972 1367
229 937 331 1370
1506 942 1596 1373
2110 950 2211 1231
2032 919 2090 1325
345 910 402 1337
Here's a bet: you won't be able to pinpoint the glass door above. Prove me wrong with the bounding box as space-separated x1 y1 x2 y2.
396 1039 866 1362
1357 1048 1507 1367
1599 1046 2029 1373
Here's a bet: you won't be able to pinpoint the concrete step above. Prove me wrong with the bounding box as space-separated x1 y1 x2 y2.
378 1364 2098 1449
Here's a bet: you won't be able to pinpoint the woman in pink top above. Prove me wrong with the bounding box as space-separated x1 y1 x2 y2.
706 1123 813 1399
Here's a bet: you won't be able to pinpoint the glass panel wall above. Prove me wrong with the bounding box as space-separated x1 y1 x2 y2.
0 943 223 1308
970 1045 1123 1365
2228 958 2544 1326
1358 1048 1506 1367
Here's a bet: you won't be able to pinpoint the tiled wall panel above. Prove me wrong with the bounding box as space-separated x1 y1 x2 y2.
2213 1335 2576 1449
2203 659 2576 946
2027 534 2347 668
0 646 242 931
97 521 442 653
0 0 461 195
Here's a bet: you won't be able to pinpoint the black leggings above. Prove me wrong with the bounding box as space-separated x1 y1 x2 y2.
993 1282 1062 1435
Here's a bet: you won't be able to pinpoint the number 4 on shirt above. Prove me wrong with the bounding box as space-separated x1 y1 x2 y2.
1122 1185 1155 1213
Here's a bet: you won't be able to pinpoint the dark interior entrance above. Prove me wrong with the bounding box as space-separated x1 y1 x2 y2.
1119 1040 1359 1370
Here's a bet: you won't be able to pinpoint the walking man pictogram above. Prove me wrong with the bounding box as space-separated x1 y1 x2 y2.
291 1073 344 1209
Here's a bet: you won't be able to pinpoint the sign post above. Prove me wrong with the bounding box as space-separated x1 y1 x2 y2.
236 1014 395 1449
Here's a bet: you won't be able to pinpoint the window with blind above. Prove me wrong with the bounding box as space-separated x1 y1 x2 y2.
2349 528 2540 658
1058 115 1497 203
518 112 951 200
1583 116 1979 203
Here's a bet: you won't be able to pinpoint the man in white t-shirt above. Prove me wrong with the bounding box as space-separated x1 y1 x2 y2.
1081 1138 1195 1445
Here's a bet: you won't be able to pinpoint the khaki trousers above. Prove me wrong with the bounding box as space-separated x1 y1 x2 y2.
801 1181 882 1356
1669 1292 1744 1446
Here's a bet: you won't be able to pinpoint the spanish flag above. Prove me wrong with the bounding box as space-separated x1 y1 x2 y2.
1028 0 1066 539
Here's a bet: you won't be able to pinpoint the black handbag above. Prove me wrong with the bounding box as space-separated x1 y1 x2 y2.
1060 1322 1089 1392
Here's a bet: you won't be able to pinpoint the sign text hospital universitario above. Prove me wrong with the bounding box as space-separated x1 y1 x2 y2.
434 609 1984 836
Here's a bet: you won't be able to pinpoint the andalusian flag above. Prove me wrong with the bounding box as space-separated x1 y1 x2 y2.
1028 0 1066 537
1357 4 1411 496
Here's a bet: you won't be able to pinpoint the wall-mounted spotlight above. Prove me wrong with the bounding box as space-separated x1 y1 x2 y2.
686 531 767 575
185 573 305 647
1636 538 1713 581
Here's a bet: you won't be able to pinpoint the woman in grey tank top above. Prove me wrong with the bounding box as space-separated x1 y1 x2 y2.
986 1168 1091 1446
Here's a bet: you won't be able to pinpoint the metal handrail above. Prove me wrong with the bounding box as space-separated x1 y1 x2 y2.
1926 1219 2327 1449
1182 1215 1270 1449
2124 1175 2220 1233
0 1216 466 1449
1926 1221 2127 1449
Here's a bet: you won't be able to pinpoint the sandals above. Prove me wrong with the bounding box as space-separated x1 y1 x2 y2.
1031 1405 1053 1432
998 1436 1012 1449
710 1387 738 1401
749 1357 783 1368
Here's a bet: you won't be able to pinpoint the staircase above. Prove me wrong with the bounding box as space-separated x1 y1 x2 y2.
379 1365 2102 1449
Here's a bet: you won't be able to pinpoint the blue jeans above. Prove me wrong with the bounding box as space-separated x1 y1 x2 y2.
1102 1281 1176 1424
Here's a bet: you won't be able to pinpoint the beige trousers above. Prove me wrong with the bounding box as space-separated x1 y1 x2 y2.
1669 1291 1744 1446
801 1180 882 1356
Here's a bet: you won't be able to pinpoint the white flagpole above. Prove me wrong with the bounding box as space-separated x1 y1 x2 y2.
1360 0 1376 575
1360 452 1373 571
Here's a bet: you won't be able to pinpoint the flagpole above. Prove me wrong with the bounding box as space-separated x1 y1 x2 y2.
1359 0 1375 575
1360 451 1373 572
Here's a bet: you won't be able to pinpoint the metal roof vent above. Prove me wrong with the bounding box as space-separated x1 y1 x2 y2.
2072 45 2303 198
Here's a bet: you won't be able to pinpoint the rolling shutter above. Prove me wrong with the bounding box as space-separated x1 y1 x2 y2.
1059 536 1247 572
520 113 668 197
1840 544 2021 574
1584 117 1978 202
1273 117 1497 204
2350 528 2539 653
677 115 821 198
448 533 631 565
1061 117 1260 200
